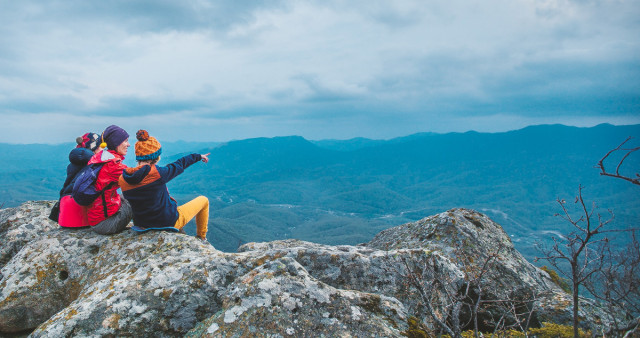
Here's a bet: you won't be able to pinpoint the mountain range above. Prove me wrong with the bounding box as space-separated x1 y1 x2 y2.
1 123 638 259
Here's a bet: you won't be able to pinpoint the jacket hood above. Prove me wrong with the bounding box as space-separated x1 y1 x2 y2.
69 148 93 166
88 149 123 165
122 165 152 185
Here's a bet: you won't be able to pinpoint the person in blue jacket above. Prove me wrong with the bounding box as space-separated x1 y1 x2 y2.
60 133 101 196
57 132 101 227
119 130 210 241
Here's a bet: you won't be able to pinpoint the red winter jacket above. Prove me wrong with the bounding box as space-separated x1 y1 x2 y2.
86 149 128 225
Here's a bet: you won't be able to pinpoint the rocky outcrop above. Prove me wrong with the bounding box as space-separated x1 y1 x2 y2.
0 201 58 272
0 201 623 336
186 257 407 337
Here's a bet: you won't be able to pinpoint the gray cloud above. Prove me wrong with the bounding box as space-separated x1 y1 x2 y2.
0 0 639 143
1 0 285 33
92 96 209 117
0 95 86 114
291 74 366 103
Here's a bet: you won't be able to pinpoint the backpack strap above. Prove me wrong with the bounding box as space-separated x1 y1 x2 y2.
99 181 118 218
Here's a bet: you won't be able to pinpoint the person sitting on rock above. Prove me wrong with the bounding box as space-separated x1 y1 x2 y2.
57 132 101 227
86 125 133 234
119 129 210 241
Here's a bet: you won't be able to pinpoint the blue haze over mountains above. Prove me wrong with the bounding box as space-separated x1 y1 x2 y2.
1 124 639 260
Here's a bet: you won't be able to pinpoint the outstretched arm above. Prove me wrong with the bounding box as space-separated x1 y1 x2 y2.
161 153 208 182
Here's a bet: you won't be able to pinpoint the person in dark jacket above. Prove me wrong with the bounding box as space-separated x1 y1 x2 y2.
58 132 101 227
60 133 101 196
119 130 210 241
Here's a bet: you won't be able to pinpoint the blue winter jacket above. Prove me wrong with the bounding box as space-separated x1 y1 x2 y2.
60 147 94 197
119 154 202 228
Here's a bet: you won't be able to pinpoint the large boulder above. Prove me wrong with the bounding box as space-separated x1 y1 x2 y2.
0 201 58 271
186 257 407 337
366 208 624 332
1 222 229 336
0 201 624 336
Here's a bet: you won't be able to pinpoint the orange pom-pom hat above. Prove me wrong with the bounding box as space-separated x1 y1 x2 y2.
135 129 162 161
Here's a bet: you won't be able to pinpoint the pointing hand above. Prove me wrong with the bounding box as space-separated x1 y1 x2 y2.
201 153 210 163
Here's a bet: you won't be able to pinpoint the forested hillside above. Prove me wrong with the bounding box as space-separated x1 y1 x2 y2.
1 124 638 258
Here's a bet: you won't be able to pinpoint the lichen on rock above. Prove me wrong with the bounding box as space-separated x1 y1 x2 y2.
0 201 627 336
186 257 407 337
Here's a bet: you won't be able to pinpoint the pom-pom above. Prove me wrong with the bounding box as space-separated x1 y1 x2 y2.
100 142 107 149
136 130 149 142
76 136 84 145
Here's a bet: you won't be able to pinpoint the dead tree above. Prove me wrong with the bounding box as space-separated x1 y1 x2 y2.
536 185 614 338
584 232 640 336
392 240 537 337
399 254 460 337
593 137 640 336
476 289 542 336
596 136 640 186
398 254 492 337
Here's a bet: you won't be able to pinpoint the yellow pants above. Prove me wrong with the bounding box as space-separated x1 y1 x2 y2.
174 196 209 239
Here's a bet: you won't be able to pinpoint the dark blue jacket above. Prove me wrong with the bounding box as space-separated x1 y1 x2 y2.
60 148 94 197
119 154 202 228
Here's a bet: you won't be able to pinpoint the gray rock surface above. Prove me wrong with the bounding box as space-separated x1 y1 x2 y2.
0 201 624 336
187 257 407 337
0 201 58 271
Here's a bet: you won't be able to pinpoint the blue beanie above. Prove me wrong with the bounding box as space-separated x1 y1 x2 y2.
101 125 129 150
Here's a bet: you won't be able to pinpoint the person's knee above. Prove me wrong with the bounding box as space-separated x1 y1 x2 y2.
198 196 209 208
122 201 133 218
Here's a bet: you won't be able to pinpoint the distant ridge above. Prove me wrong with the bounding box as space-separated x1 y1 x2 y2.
1 123 638 258
310 123 636 151
311 137 386 151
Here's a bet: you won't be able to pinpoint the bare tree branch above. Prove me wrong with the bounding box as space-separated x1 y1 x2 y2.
597 136 640 185
537 185 616 338
398 255 458 337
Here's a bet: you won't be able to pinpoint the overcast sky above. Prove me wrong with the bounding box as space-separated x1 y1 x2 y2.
1 0 638 144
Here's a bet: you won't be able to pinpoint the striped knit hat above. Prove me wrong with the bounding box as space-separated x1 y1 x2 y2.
76 132 100 151
135 130 162 161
